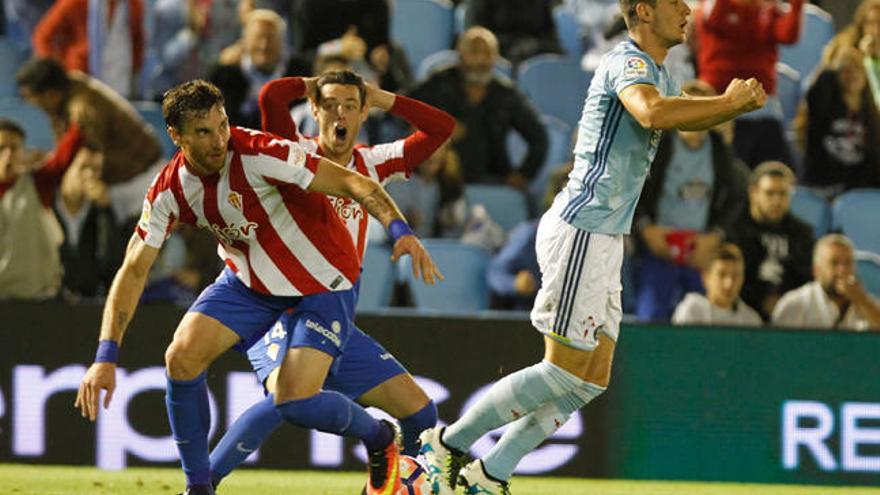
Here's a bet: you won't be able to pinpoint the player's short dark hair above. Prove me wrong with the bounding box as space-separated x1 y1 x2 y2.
0 119 26 139
315 70 366 109
619 0 657 28
749 160 795 186
162 79 225 131
707 243 744 268
15 57 71 94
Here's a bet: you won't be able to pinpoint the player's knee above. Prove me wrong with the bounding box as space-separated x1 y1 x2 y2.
164 342 204 380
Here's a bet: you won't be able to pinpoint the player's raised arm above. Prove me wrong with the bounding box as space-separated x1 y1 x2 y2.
75 233 160 421
618 77 766 131
258 76 317 138
308 157 443 285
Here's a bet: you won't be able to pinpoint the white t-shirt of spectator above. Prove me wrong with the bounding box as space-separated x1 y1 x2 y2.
771 281 878 331
672 293 763 327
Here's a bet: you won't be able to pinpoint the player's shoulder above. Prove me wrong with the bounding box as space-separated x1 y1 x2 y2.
601 40 655 74
145 154 185 200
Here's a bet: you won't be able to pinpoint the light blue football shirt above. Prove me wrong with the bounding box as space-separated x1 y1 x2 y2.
557 39 681 234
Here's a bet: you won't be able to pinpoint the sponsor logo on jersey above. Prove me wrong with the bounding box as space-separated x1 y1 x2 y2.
209 221 259 245
624 56 649 79
329 196 365 222
305 319 341 347
227 191 243 211
289 143 306 167
138 200 151 228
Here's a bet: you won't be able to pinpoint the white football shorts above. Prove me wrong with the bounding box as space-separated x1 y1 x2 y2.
530 208 623 351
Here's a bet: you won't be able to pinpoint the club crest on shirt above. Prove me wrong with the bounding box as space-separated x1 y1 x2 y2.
227 191 243 211
624 56 649 79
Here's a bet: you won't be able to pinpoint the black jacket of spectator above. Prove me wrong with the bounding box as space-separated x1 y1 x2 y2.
408 67 548 183
295 0 388 55
802 70 880 196
54 203 125 299
634 131 747 253
467 0 561 63
725 211 814 320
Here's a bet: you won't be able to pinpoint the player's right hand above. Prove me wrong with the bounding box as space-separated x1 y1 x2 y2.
724 78 766 113
391 235 444 285
75 362 117 422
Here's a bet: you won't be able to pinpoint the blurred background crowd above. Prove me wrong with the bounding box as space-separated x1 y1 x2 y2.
1 0 879 333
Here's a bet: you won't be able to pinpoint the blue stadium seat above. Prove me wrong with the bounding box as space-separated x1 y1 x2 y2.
391 0 454 72
776 62 801 131
356 244 396 312
855 250 880 298
832 189 880 253
790 186 830 237
0 98 54 150
0 38 25 99
454 2 467 35
464 184 529 232
415 49 513 82
505 115 572 208
131 100 177 159
400 239 491 312
553 6 583 60
518 55 592 130
779 4 834 86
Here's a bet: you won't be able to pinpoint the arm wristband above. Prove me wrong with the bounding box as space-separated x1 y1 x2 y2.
388 219 414 241
94 340 119 363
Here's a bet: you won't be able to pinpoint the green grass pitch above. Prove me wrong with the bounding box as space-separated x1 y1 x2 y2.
1 465 879 495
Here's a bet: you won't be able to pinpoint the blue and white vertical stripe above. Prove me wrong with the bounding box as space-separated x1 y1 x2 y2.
552 230 591 338
561 99 625 223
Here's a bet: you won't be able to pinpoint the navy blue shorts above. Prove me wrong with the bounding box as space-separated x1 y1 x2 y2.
247 282 358 377
188 268 302 352
247 283 406 400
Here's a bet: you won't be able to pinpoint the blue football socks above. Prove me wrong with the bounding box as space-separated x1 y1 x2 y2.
209 395 282 484
166 372 212 488
275 390 390 451
398 400 438 456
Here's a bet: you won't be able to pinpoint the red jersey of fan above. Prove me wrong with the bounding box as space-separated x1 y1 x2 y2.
258 77 455 259
695 0 804 96
135 126 361 296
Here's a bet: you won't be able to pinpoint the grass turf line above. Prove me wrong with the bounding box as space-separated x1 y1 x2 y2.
1 465 879 495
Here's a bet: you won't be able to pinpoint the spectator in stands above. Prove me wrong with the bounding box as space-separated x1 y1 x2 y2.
209 9 292 129
293 0 412 93
150 0 243 99
823 0 880 110
795 45 880 199
4 0 55 53
53 147 125 301
465 0 562 64
487 164 571 310
408 27 548 189
772 234 880 331
0 119 78 300
16 58 161 185
672 243 763 326
32 0 146 98
633 80 748 321
694 0 804 169
726 161 814 320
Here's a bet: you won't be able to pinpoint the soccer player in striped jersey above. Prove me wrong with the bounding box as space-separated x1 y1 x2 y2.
419 1 766 493
207 71 455 491
74 79 442 495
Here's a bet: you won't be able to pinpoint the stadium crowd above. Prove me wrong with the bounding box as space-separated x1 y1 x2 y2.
1 0 879 332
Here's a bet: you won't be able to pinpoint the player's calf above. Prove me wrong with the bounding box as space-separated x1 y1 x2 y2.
365 419 402 495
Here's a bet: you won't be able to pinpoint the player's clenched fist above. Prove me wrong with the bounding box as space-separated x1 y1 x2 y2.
74 362 116 421
724 78 766 112
391 235 444 285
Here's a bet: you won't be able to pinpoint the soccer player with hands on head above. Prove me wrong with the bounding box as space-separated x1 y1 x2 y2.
419 1 765 494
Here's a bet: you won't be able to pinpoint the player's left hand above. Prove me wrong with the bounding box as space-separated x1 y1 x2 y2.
391 235 444 285
75 362 117 422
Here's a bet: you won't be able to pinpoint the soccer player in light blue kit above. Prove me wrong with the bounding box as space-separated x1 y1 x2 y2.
419 1 767 493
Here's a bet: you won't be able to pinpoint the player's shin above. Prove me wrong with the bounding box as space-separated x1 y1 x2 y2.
398 400 438 456
443 360 585 452
209 394 283 486
481 380 605 481
166 372 213 489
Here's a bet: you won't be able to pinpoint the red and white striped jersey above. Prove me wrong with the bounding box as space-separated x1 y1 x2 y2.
258 77 455 259
135 126 361 296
